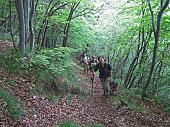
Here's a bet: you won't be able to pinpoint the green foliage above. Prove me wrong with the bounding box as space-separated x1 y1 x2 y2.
0 0 8 19
4 79 16 86
154 86 170 116
0 89 22 120
0 49 24 74
89 123 105 127
112 88 147 113
0 34 12 41
70 18 97 53
28 47 77 83
58 120 78 127
31 84 59 102
128 101 146 113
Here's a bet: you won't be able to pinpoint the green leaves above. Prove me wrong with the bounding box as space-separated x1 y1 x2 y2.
29 47 76 83
0 89 22 120
0 49 24 74
58 120 78 127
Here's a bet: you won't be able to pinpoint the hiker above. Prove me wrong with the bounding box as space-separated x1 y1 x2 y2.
80 48 89 74
93 56 112 96
89 56 98 70
89 55 98 79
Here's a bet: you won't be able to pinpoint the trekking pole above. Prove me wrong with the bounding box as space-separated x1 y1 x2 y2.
91 71 94 97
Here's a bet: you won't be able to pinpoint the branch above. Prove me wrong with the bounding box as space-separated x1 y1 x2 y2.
48 1 60 15
72 4 104 19
161 0 163 8
73 2 80 11
146 0 156 33
49 2 70 16
158 0 169 16
157 0 169 33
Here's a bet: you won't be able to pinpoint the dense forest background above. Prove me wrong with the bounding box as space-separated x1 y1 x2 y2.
0 0 170 126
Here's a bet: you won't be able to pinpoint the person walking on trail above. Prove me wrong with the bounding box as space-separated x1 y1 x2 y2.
93 56 112 96
89 55 98 80
80 48 89 74
89 55 98 96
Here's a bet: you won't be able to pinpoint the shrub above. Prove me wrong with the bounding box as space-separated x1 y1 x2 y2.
28 47 77 84
0 48 24 74
154 86 170 116
0 89 22 120
58 120 78 127
90 123 105 127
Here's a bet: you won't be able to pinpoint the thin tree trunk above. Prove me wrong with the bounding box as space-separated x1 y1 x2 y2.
41 20 49 48
15 0 25 54
37 0 53 46
62 2 80 47
142 0 169 98
23 0 30 47
137 30 152 85
9 0 16 49
38 1 69 48
29 0 35 52
124 30 142 87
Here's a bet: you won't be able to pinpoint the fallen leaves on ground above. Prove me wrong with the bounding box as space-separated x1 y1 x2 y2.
0 68 170 127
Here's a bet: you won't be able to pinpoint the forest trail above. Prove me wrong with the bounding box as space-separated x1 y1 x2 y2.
1 66 170 127
0 42 170 126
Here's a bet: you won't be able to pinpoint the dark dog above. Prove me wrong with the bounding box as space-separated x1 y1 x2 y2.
109 81 118 93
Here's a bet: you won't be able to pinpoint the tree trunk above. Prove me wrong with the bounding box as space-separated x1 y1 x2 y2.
62 2 80 47
23 0 30 47
142 0 169 98
15 0 25 54
124 30 142 88
9 0 16 49
137 30 152 85
29 0 35 52
37 0 53 46
41 20 49 48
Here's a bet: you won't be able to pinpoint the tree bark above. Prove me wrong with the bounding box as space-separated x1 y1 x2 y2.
23 0 30 47
124 30 143 88
15 0 25 54
62 2 80 47
29 0 35 52
9 0 16 49
142 0 169 98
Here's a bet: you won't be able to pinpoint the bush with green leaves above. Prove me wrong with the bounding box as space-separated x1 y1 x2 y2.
112 88 146 113
0 89 22 120
89 123 105 127
154 86 170 116
0 48 24 74
28 47 77 83
58 120 78 127
31 84 59 102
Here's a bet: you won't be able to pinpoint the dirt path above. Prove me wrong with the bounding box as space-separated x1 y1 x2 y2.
1 69 170 127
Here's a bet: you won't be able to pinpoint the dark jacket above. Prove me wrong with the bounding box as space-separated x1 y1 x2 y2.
94 63 112 79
